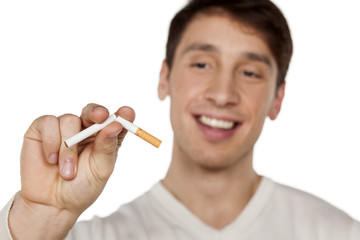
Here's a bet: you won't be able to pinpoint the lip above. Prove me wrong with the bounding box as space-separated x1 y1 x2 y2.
193 114 241 141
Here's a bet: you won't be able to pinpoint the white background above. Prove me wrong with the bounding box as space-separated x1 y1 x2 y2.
0 0 359 222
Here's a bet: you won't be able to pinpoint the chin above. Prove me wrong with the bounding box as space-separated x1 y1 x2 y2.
198 161 232 172
173 133 254 172
192 140 256 169
191 151 239 171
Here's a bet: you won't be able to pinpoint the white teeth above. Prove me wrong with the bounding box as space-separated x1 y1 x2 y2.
198 115 235 130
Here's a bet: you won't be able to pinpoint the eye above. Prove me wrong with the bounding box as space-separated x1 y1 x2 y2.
191 62 209 69
241 70 261 79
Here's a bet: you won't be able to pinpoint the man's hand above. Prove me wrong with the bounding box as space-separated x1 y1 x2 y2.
9 104 135 240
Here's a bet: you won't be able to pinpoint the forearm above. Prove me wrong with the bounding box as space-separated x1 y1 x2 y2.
8 193 79 240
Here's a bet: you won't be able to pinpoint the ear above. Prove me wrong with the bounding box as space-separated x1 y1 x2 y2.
268 83 285 120
158 60 170 101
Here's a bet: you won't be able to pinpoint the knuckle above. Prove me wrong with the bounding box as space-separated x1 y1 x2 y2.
39 115 58 125
83 103 98 112
25 115 58 139
31 114 56 126
103 144 118 158
81 103 97 120
32 114 58 129
59 114 81 126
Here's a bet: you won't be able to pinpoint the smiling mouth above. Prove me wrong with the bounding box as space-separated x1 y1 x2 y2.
196 115 239 130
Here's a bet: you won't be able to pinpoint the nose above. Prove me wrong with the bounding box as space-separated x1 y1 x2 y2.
204 70 239 107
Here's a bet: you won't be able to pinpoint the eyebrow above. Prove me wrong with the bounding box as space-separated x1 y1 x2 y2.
181 43 219 56
242 52 272 68
181 42 273 68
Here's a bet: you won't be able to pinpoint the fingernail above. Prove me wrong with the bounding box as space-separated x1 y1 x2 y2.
48 153 58 164
61 159 75 178
93 106 107 112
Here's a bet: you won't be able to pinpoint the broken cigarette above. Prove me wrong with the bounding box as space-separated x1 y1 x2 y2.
64 113 162 148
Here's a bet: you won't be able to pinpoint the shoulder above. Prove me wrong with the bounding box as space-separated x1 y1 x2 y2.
266 177 360 239
272 179 350 219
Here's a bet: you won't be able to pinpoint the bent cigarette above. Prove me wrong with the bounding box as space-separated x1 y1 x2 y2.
64 113 162 148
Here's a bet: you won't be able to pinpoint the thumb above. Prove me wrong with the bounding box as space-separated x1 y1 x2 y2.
90 107 135 181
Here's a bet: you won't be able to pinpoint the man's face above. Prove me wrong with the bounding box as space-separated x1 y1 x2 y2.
159 14 284 169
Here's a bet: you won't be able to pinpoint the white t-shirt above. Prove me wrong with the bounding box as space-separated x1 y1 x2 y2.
1 177 360 239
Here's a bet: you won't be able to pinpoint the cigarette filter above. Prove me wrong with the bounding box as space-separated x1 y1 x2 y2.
114 113 162 148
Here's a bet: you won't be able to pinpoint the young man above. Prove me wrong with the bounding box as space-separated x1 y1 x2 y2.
1 0 359 239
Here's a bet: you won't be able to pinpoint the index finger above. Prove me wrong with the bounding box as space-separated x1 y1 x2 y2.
24 115 61 164
80 103 110 128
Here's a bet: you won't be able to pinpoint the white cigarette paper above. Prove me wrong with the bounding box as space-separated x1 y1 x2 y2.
64 113 161 148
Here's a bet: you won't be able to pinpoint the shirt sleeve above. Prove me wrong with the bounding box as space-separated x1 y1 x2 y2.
0 195 16 240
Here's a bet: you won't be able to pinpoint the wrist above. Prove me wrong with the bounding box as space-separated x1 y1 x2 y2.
9 193 79 240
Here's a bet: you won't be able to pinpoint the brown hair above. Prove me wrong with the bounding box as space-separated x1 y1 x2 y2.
165 0 293 87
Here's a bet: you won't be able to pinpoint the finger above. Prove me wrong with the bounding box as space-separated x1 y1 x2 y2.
80 103 110 128
25 115 61 165
58 114 82 180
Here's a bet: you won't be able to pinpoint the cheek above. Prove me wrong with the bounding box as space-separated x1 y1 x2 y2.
241 84 274 119
169 70 205 108
171 70 195 92
168 74 193 130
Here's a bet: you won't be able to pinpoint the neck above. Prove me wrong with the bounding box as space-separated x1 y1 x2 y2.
162 144 261 229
